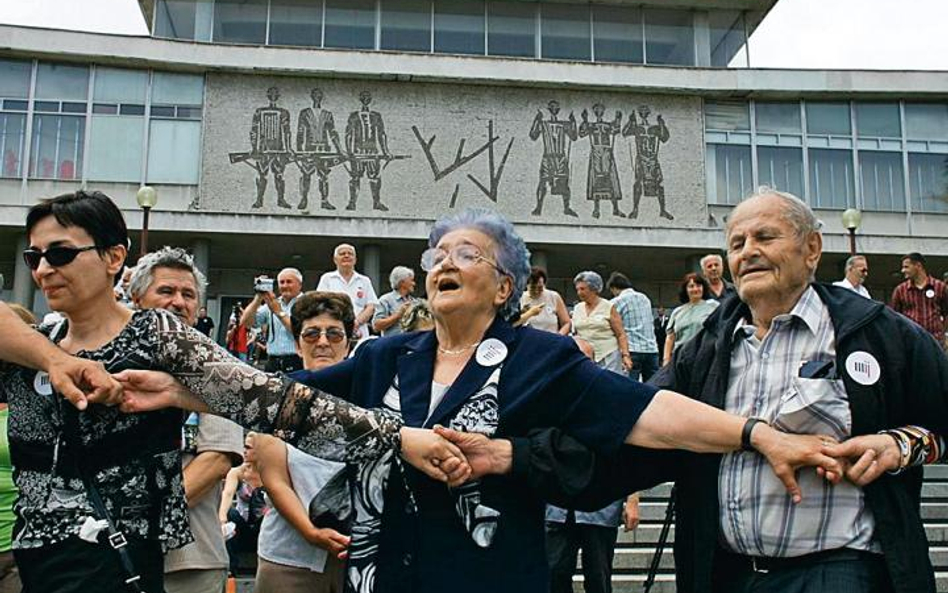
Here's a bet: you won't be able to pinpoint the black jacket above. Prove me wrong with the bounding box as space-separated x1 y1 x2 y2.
551 283 948 593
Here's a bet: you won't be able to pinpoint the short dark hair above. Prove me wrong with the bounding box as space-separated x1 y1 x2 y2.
678 273 710 304
291 291 355 339
606 271 632 291
903 252 926 267
26 190 129 285
528 266 547 285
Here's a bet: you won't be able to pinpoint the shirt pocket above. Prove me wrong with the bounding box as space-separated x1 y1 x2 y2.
773 377 851 441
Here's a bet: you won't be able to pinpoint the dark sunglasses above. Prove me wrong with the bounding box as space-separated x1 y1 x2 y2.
300 327 347 344
23 245 98 270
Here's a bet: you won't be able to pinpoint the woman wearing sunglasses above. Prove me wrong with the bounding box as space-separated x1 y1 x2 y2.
0 190 468 593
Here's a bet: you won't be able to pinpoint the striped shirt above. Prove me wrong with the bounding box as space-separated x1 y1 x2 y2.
611 288 658 353
891 278 948 343
254 296 298 356
719 287 878 557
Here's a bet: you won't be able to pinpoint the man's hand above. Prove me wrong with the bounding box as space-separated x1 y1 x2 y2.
433 426 513 484
49 355 123 410
264 291 282 315
114 369 208 414
622 494 640 532
821 434 901 487
305 526 351 558
399 427 471 485
751 424 843 503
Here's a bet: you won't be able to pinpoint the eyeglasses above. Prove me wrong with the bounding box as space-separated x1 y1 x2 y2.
420 244 507 275
300 327 347 344
23 245 98 270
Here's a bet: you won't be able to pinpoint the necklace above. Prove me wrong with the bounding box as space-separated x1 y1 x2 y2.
437 341 480 356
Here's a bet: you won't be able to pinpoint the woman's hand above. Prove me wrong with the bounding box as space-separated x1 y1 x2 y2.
821 434 902 487
433 426 513 483
50 355 124 410
751 424 843 503
622 494 640 532
114 369 208 413
400 427 472 485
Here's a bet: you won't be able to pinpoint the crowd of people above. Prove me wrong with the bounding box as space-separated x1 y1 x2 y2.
0 186 944 593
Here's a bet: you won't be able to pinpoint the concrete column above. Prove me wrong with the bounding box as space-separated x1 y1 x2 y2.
12 235 34 307
190 239 211 282
531 249 549 273
363 244 381 294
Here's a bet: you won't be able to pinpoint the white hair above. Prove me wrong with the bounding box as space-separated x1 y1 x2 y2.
278 267 303 283
726 186 822 240
129 246 207 303
333 243 356 257
700 254 723 268
389 266 414 290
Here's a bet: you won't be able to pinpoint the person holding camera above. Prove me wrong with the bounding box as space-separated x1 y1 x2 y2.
241 268 304 373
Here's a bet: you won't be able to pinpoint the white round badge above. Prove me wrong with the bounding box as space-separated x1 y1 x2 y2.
844 351 881 386
476 338 508 367
33 370 53 396
926 289 935 299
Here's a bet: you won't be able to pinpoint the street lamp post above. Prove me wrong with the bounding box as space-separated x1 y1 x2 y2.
841 208 862 256
136 186 158 258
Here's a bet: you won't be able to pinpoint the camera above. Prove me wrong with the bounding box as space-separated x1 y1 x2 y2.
253 275 274 293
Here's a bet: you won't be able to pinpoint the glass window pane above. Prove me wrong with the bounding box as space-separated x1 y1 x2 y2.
757 146 804 197
488 2 535 58
325 0 376 49
859 151 905 211
808 148 854 209
381 0 431 52
269 0 322 47
0 59 32 98
29 114 84 180
905 104 948 141
856 102 901 138
213 0 267 44
152 72 204 106
434 0 484 55
755 102 800 134
0 113 27 177
806 102 851 136
705 100 749 131
592 6 642 64
909 153 948 213
541 4 590 61
706 144 751 205
644 9 693 66
94 67 147 103
87 116 144 182
147 119 201 183
155 0 195 39
35 63 89 101
709 10 745 68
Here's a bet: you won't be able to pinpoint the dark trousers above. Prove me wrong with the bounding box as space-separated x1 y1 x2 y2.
629 352 659 383
546 516 618 593
15 535 164 593
712 549 894 593
265 354 303 373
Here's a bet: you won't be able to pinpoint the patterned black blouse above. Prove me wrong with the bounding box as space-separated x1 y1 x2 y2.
0 308 402 552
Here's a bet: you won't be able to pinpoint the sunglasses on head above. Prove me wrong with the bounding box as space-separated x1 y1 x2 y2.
22 245 98 270
300 327 347 344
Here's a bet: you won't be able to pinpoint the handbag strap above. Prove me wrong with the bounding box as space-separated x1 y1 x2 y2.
61 404 146 593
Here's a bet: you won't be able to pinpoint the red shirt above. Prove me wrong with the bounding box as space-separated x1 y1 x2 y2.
891 277 948 342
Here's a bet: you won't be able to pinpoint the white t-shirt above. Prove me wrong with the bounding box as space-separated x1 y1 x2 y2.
316 270 379 339
833 278 871 299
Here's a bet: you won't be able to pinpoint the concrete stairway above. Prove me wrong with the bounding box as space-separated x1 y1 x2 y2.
574 465 948 592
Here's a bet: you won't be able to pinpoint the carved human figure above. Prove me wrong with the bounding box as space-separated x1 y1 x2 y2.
622 105 673 220
529 100 579 217
249 86 293 209
296 88 343 211
344 91 391 212
580 103 624 219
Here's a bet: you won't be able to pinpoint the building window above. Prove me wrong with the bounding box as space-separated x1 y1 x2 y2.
806 102 851 136
644 8 693 66
856 102 901 138
147 72 204 184
540 3 590 61
269 0 322 47
709 10 745 68
381 0 433 52
592 5 642 64
909 153 948 214
0 59 31 178
213 0 267 44
757 146 804 197
434 0 484 55
905 103 948 141
154 0 213 41
29 63 88 180
487 2 536 58
87 68 148 183
859 151 905 212
755 102 801 135
705 100 750 132
325 0 376 50
706 144 752 205
809 148 855 209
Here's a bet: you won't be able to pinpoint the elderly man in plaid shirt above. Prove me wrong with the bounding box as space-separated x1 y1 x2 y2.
606 272 659 382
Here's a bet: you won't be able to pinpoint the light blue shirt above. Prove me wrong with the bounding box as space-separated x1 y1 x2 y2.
254 296 298 356
373 290 414 337
612 288 658 353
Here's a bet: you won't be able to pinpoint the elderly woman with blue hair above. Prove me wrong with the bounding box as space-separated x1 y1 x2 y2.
572 270 632 374
120 208 843 593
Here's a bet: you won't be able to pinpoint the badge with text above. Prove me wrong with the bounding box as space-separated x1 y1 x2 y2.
844 351 881 386
476 338 508 367
926 289 935 299
33 370 53 396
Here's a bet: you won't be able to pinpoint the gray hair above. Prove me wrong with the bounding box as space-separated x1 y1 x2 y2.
333 243 356 257
573 271 603 294
279 267 303 283
845 255 866 271
129 246 207 303
727 186 822 240
700 254 723 268
389 266 414 290
428 208 531 321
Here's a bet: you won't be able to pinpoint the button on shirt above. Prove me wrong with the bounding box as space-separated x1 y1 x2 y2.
254 296 298 356
719 287 877 558
612 288 658 354
317 270 379 339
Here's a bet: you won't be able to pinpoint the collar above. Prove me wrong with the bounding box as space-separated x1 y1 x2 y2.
731 286 822 341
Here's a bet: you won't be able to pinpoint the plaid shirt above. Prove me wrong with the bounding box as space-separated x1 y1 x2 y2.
891 278 948 343
719 287 878 557
611 288 658 353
